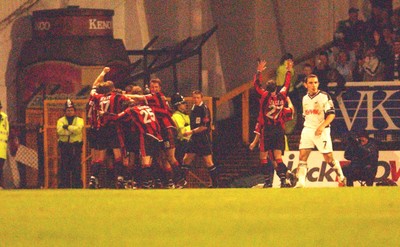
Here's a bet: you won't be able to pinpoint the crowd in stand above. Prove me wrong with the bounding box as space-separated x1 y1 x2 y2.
331 4 400 83
277 4 400 129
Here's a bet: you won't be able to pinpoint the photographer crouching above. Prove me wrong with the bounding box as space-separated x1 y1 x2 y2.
343 130 379 186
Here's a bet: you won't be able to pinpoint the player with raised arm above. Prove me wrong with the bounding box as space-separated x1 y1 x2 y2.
253 59 294 188
293 74 346 188
89 67 133 189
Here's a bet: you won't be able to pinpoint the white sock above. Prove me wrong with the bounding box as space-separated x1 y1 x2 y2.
331 160 344 179
297 162 308 185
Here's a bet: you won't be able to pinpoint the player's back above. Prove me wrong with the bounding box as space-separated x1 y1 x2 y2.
125 105 162 141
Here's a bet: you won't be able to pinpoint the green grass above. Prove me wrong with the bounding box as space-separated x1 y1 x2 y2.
1 187 399 247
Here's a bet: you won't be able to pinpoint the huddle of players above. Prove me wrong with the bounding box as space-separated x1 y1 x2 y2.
86 67 187 189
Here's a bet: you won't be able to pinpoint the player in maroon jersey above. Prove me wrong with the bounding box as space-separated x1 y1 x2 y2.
249 97 294 187
253 59 294 188
86 94 102 188
127 78 186 188
120 85 143 188
107 103 163 189
88 67 133 189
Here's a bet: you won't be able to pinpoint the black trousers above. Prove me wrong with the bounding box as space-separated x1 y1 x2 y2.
342 163 377 186
175 139 189 164
58 142 83 188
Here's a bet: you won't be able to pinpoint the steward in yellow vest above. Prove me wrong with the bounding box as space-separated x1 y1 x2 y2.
56 99 84 188
0 100 9 187
171 93 191 164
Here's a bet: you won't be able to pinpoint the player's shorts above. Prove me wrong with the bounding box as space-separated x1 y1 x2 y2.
260 124 285 152
160 127 176 150
186 134 213 156
299 126 333 153
96 125 121 150
124 130 140 154
87 128 99 149
139 134 162 158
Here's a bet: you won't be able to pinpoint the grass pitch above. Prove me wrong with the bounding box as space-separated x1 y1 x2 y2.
1 187 399 247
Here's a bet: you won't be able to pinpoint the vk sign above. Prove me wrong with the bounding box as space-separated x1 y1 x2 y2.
330 81 400 134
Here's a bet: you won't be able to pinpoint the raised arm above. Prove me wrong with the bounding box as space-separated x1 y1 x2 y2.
92 67 110 88
254 59 267 95
280 60 293 97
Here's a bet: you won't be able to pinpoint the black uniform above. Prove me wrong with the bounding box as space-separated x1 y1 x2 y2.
187 102 212 156
343 136 379 186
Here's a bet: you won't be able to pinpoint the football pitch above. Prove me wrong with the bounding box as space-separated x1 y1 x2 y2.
1 187 399 247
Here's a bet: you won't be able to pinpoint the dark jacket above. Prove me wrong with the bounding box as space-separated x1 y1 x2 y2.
344 137 379 168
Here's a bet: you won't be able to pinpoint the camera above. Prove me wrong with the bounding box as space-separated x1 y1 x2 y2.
347 135 360 145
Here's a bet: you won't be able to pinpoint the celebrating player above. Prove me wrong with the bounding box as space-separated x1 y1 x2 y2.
111 103 163 189
253 59 294 188
126 79 186 188
88 67 133 189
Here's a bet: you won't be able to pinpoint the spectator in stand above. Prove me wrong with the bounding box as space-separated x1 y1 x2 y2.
334 7 366 50
363 45 385 81
326 68 347 99
352 54 366 82
391 10 400 39
385 38 400 81
379 8 392 30
348 40 365 66
382 25 394 48
313 51 332 92
365 5 384 45
332 49 353 82
342 130 379 186
370 29 392 67
370 0 392 16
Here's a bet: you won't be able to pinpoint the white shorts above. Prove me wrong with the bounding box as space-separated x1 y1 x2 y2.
299 126 333 153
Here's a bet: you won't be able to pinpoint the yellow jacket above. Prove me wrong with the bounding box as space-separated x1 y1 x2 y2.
56 116 84 143
276 62 296 92
0 111 9 159
172 110 191 141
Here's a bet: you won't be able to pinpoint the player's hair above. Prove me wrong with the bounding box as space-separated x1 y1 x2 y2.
150 78 162 86
131 85 143 95
192 90 203 97
305 74 319 83
98 80 114 94
125 84 137 93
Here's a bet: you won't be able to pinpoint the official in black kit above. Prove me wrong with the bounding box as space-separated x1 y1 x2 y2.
182 90 219 187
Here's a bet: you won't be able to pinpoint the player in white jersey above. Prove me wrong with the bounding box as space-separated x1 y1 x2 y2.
293 74 346 188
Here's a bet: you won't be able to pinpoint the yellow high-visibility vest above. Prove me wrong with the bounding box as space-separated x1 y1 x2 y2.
56 116 84 143
172 110 191 141
0 112 9 159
